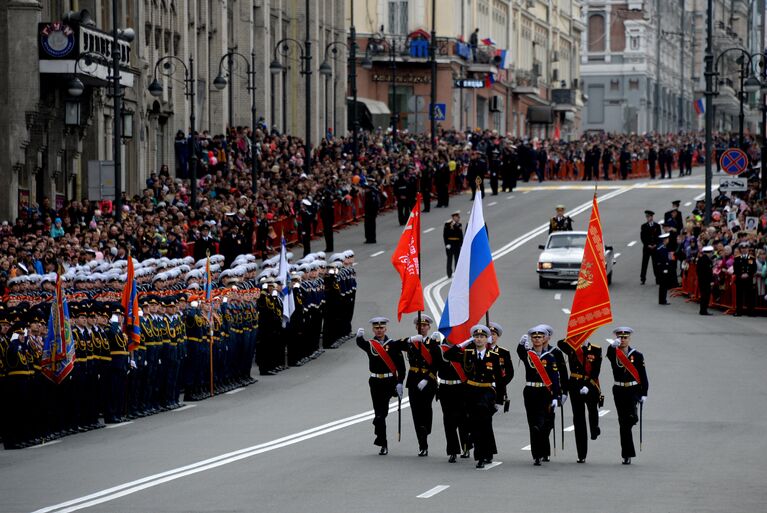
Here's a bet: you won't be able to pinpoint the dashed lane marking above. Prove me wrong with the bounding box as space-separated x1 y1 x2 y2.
554 293 562 301
488 201 498 206
614 253 621 258
417 485 450 498
423 227 435 234
684 201 692 207
562 308 571 314
478 462 502 471
627 241 637 247
370 251 385 257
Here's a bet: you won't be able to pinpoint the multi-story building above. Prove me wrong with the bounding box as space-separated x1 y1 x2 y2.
580 0 693 134
0 0 344 222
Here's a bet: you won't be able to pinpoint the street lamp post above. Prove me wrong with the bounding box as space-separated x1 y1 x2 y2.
349 2 359 162
148 56 197 207
430 0 437 150
704 0 714 223
319 40 352 142
213 50 259 194
361 31 408 139
713 48 763 149
270 33 312 179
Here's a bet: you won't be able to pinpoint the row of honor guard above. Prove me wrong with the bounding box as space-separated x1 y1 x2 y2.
0 249 357 449
357 317 648 466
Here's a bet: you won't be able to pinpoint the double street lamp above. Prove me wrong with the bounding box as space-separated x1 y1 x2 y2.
148 56 198 208
361 31 406 137
319 41 350 145
213 50 259 194
713 48 767 148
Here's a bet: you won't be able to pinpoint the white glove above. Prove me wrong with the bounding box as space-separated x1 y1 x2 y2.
610 339 621 348
396 383 404 399
271 289 279 297
445 244 451 250
356 328 365 338
222 297 228 303
494 403 501 412
409 335 424 344
524 339 532 350
519 334 528 345
579 386 589 395
158 358 162 365
130 359 137 369
551 399 558 409
417 379 428 391
640 396 647 404
457 338 473 349
560 395 568 405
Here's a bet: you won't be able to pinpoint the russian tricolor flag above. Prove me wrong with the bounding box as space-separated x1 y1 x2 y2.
481 37 497 46
438 193 500 343
693 98 705 115
495 49 511 69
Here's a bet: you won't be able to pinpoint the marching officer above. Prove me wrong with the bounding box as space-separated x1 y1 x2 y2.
488 322 513 407
433 331 471 462
446 324 506 468
557 337 603 463
402 315 439 457
356 317 407 455
443 211 463 278
549 205 574 234
606 327 648 465
518 326 564 466
640 210 661 285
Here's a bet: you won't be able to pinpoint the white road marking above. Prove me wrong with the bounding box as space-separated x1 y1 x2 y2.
507 195 515 199
554 293 562 301
627 240 637 247
104 422 133 429
535 410 612 442
562 308 571 314
423 227 435 233
417 485 450 498
478 461 502 470
614 252 621 258
599 409 611 417
352 262 358 266
224 388 245 395
564 426 575 432
173 404 197 413
521 445 531 451
423 186 635 319
684 201 692 207
370 251 385 257
29 440 62 449
488 201 498 206
31 398 412 513
523 191 530 194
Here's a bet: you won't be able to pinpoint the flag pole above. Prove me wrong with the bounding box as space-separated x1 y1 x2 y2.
417 192 422 327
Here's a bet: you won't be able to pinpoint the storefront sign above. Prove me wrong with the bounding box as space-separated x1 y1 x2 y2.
454 79 485 89
372 73 431 84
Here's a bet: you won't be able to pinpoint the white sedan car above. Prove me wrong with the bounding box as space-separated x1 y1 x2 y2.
536 231 615 289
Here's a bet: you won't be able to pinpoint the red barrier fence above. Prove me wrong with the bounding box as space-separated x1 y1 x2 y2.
673 262 767 315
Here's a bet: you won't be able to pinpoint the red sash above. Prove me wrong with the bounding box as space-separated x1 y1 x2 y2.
615 349 641 383
370 339 398 377
528 350 553 388
418 341 433 366
576 347 592 376
440 345 467 382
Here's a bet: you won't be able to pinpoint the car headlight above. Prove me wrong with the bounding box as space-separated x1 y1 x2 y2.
538 262 553 270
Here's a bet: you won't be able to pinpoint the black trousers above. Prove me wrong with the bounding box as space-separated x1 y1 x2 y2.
466 386 497 461
659 270 670 304
568 383 600 460
369 377 397 447
364 214 377 243
735 278 755 315
422 189 431 212
699 282 711 314
408 381 435 450
397 200 409 225
523 386 554 460
436 184 449 207
640 247 657 283
446 246 460 278
613 385 640 458
489 173 499 195
648 159 656 178
323 222 334 252
438 384 470 455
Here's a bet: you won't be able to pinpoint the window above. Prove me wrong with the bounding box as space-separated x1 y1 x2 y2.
388 0 408 35
587 85 605 124
630 36 640 50
629 79 640 90
588 14 605 52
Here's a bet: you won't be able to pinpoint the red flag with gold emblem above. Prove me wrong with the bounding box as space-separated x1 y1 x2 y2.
565 194 613 350
391 193 424 320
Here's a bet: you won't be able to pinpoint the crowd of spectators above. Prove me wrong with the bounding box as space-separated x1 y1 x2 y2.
1 123 764 305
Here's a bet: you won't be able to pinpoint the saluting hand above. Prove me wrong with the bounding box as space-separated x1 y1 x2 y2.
610 339 621 348
409 335 424 344
356 327 365 338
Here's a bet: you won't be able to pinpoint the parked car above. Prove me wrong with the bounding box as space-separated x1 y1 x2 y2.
536 231 615 289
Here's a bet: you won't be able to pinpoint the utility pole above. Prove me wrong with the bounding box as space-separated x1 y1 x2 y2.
430 0 437 149
350 0 359 161
111 0 123 216
704 0 714 222
304 0 312 179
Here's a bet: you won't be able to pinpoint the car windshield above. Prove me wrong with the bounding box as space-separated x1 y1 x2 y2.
547 234 586 249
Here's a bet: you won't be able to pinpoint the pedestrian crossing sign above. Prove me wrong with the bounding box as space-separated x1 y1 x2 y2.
431 103 446 121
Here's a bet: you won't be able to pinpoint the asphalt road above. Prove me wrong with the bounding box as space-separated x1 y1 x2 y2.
3 172 767 513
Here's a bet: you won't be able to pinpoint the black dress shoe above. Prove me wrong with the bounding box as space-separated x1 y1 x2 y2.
476 460 485 469
700 312 712 316
448 454 457 463
640 280 646 285
418 449 428 457
659 302 670 305
460 449 471 458
622 457 631 465
533 458 541 466
379 446 388 456
577 458 586 463
591 427 601 440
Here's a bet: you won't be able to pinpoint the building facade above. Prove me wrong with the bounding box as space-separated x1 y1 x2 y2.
0 0 345 222
580 0 693 134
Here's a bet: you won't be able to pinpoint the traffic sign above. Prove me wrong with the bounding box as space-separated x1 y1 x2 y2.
719 148 748 175
718 177 748 192
454 79 485 89
430 103 446 121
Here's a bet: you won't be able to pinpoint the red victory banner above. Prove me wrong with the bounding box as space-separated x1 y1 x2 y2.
391 193 424 320
565 194 613 350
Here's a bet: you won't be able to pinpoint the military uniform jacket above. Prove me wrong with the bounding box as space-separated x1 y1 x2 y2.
445 343 506 404
640 221 661 247
435 343 467 382
403 337 439 387
516 344 564 397
489 344 514 386
556 339 602 391
733 254 757 278
356 335 407 384
443 221 463 247
606 345 649 397
549 216 574 234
